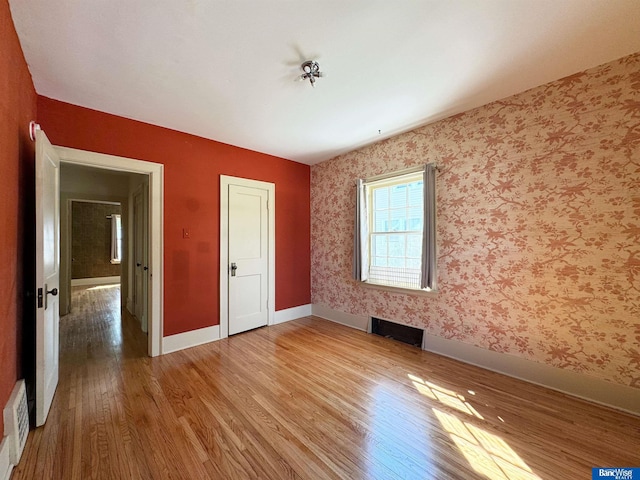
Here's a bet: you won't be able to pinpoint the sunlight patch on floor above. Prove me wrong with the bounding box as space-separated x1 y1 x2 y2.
408 374 484 419
408 374 540 480
433 409 541 480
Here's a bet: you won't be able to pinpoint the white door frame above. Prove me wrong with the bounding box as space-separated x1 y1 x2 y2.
220 175 275 339
55 146 164 356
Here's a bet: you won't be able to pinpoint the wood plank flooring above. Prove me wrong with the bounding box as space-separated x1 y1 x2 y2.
12 285 640 479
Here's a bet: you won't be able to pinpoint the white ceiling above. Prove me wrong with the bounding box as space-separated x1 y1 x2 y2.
9 1 640 165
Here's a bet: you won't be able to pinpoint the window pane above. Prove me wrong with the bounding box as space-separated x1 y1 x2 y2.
374 187 389 210
372 256 387 267
407 207 423 231
408 181 423 206
372 235 387 257
373 211 388 232
407 234 422 258
390 208 406 231
390 184 408 208
388 257 404 268
406 258 421 269
388 235 405 257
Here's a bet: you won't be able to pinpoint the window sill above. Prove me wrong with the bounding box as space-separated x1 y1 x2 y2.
359 281 437 297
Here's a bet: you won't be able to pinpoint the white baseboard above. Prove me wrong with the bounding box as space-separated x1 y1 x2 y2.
71 276 120 286
163 325 220 354
312 303 368 331
313 303 640 416
273 304 312 325
0 437 11 480
423 333 640 416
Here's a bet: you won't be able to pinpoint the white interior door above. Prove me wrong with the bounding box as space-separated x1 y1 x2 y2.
133 186 148 332
141 185 149 333
228 184 269 335
35 129 60 427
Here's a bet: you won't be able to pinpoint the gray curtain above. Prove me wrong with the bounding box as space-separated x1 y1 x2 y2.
352 179 369 281
420 164 437 290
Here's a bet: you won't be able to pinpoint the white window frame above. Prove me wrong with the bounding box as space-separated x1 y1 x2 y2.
366 171 424 290
354 165 437 294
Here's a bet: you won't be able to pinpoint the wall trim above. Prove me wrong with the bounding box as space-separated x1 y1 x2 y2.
163 325 220 354
312 303 368 331
0 437 11 480
71 276 121 286
312 303 640 416
273 304 312 325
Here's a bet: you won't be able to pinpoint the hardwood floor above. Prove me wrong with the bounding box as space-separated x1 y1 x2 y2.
12 285 640 479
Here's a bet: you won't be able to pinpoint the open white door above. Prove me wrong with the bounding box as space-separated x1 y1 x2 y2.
133 184 149 332
35 129 60 427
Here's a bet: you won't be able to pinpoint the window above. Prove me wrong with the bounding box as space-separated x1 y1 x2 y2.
110 214 122 264
353 165 436 291
369 173 424 288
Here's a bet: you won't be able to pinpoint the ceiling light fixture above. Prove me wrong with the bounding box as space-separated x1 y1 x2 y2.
300 60 323 87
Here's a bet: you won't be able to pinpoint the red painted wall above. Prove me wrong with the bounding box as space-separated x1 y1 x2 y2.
0 0 37 437
37 97 311 336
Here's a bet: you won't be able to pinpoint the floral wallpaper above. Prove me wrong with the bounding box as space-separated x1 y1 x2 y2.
311 53 640 389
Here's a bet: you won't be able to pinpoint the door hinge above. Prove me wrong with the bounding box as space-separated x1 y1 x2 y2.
37 288 43 309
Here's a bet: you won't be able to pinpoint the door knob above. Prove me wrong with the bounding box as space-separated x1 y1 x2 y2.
230 262 237 277
136 262 141 267
143 266 148 271
43 284 58 310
